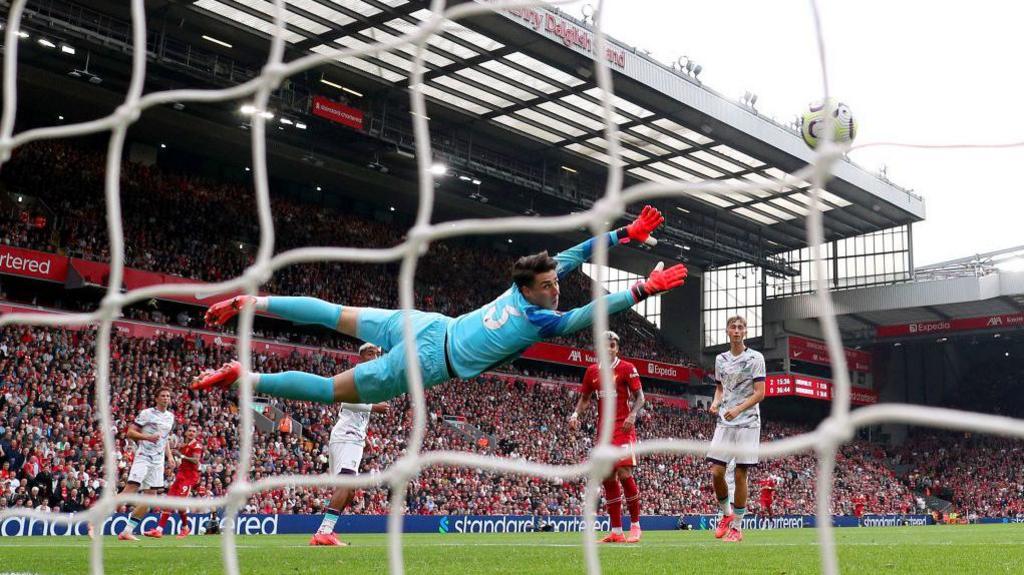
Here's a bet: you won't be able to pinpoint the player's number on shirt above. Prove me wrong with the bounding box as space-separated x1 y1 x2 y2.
483 304 521 330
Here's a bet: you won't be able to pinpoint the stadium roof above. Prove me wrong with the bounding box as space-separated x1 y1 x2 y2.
185 0 924 253
914 245 1024 282
8 0 925 275
764 253 1024 342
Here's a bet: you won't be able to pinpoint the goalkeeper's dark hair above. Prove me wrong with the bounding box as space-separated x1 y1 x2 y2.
512 251 558 288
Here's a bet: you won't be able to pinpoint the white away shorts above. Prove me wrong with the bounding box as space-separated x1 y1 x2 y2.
127 456 166 489
329 441 364 475
706 425 760 467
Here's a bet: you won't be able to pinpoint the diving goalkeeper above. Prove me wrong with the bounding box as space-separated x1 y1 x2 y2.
191 206 687 404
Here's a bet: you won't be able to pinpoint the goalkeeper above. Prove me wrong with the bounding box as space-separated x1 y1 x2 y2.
191 206 687 404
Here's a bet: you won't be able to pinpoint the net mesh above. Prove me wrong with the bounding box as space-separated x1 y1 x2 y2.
2 0 1024 574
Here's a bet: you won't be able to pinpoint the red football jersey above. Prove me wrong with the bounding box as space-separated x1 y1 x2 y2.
759 478 776 501
175 439 203 484
580 358 642 435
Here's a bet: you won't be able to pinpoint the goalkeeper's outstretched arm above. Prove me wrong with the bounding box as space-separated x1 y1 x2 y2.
527 262 688 338
552 205 666 279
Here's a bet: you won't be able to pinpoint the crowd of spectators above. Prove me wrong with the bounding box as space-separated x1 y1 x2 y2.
0 324 956 520
1 141 1018 521
897 432 1024 518
0 141 692 367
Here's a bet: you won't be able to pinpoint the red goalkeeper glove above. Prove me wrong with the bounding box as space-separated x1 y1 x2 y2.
630 262 688 301
204 295 255 326
616 205 665 246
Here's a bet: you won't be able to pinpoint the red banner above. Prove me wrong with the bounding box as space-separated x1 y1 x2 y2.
65 258 253 307
111 321 352 360
122 266 252 306
0 301 692 408
0 245 68 282
0 248 702 379
765 374 878 405
521 342 697 383
0 302 65 318
876 313 1024 338
68 258 110 286
311 96 364 130
788 335 872 373
506 373 689 409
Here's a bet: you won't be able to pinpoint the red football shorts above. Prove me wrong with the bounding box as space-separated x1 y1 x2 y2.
611 429 637 469
166 477 198 498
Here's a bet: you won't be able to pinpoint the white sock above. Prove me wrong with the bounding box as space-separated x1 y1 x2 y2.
123 517 140 535
611 527 623 534
733 507 746 530
718 497 732 516
254 296 270 311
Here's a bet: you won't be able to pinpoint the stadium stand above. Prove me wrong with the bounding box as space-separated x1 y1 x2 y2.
0 142 1016 523
0 141 692 367
0 323 963 519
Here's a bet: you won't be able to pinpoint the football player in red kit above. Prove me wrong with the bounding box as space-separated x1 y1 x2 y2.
853 494 867 527
758 476 776 525
570 331 646 543
145 425 203 539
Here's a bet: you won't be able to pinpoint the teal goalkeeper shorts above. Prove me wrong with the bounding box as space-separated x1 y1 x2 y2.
353 308 453 403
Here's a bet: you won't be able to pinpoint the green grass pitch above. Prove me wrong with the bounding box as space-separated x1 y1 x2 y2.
0 525 1020 574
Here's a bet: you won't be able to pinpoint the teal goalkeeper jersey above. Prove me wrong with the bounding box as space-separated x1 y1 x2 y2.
445 230 640 379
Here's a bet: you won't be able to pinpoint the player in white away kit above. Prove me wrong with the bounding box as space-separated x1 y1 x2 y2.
706 316 765 543
310 343 390 547
117 387 176 541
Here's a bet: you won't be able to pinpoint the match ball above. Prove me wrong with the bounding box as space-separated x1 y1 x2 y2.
801 98 857 149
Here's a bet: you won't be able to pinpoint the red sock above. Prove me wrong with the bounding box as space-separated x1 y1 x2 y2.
157 510 171 529
179 511 188 528
603 478 623 529
620 476 640 523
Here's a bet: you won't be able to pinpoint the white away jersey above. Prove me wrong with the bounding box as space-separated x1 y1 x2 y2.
133 407 175 459
715 347 766 428
330 403 373 445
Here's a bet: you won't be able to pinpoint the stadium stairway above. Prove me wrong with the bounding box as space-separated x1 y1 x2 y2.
443 416 497 453
921 492 954 513
253 400 305 436
251 400 277 433
889 462 913 476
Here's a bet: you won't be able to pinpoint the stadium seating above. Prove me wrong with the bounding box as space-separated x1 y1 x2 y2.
897 433 1024 518
0 324 936 518
1 142 1015 520
0 141 692 367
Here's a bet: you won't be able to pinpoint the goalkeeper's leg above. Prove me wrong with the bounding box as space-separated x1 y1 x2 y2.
196 297 452 403
191 361 361 403
204 295 426 352
205 295 359 334
192 313 451 403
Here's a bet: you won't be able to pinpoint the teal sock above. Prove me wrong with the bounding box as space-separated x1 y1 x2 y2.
124 516 140 534
267 297 342 330
318 508 341 534
255 372 335 404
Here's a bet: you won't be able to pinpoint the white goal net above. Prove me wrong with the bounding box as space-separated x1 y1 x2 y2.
2 1 1022 574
